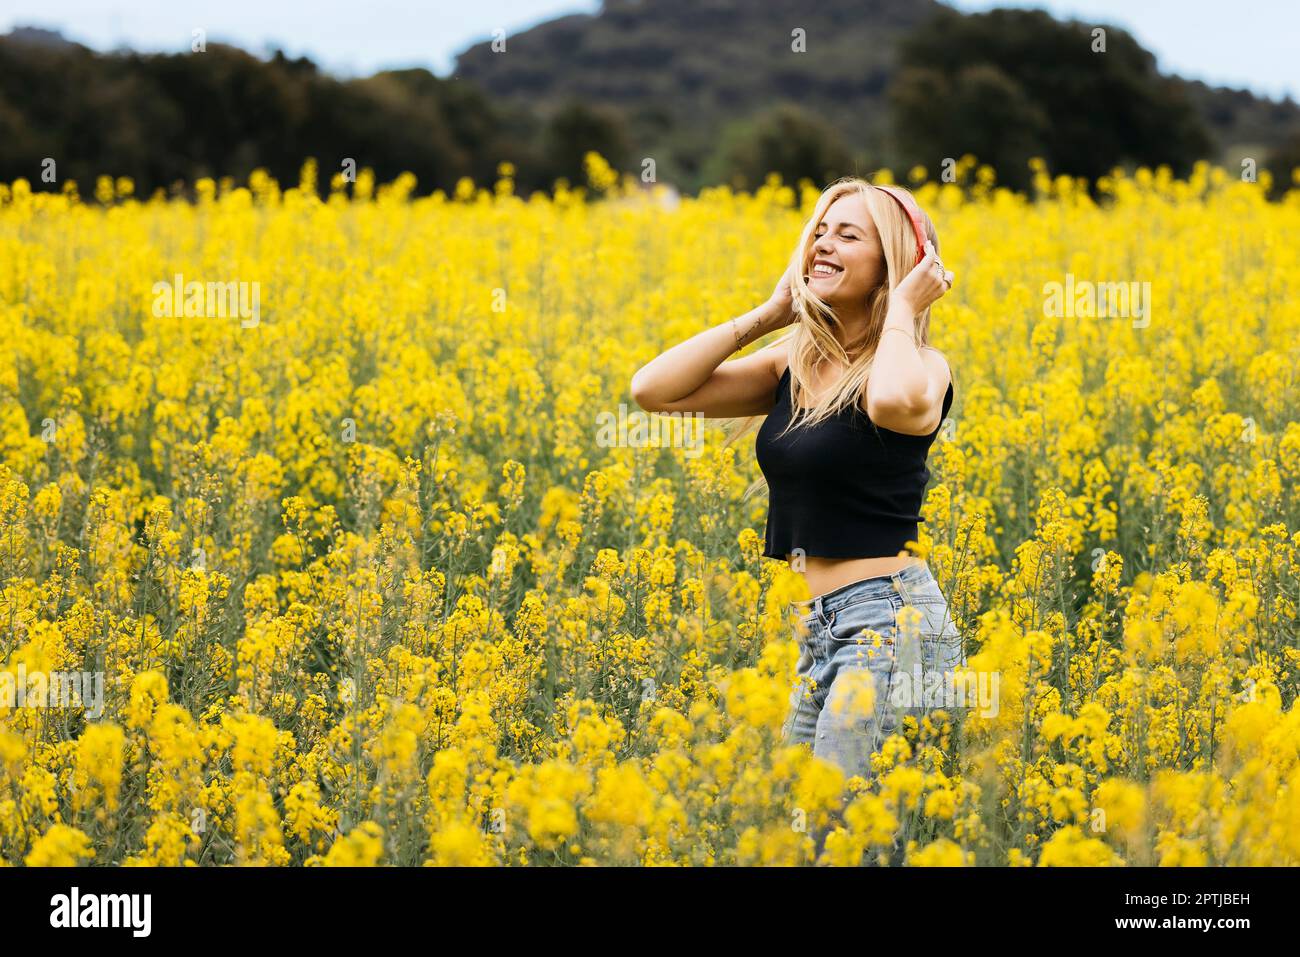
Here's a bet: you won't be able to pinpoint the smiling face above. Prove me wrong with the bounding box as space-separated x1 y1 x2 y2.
805 191 885 305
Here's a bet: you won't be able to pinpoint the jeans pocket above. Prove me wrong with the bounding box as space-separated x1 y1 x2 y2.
816 633 901 773
895 596 965 715
824 595 897 648
823 597 905 755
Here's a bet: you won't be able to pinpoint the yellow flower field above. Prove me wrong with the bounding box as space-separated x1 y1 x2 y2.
1 154 1298 866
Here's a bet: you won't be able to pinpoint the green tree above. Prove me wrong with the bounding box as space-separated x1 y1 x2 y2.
702 103 856 192
539 100 631 190
889 64 1048 187
1264 133 1300 198
888 8 1212 191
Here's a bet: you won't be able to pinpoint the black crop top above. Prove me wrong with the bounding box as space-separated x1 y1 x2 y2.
754 364 953 560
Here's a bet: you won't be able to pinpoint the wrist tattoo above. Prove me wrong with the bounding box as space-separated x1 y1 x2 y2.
732 314 762 351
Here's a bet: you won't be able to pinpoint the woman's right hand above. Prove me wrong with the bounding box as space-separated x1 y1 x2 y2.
765 265 798 329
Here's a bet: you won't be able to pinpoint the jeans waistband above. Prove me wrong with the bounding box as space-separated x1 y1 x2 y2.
790 560 933 619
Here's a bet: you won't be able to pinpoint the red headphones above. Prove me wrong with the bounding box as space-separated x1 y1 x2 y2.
870 184 929 266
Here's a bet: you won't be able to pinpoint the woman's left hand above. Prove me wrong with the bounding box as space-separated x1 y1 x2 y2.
892 241 955 314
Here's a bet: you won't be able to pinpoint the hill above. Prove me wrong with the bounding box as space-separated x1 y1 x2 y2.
455 0 1300 190
454 0 942 185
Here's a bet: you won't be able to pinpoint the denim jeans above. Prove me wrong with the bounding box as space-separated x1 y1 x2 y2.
779 560 966 861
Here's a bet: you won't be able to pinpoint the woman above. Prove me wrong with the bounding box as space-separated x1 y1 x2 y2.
630 177 965 813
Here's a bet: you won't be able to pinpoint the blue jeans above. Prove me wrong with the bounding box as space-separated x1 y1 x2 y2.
780 561 966 859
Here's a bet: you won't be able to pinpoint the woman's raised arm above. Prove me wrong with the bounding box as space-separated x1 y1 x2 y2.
630 271 796 418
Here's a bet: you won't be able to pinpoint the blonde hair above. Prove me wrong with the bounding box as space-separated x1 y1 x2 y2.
722 177 942 503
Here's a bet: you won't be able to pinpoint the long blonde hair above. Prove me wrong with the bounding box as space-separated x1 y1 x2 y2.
723 177 942 503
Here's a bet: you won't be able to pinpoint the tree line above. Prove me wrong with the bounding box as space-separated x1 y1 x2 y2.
2 6 1298 199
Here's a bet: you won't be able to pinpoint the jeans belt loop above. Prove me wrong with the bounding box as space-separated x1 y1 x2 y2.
893 570 911 605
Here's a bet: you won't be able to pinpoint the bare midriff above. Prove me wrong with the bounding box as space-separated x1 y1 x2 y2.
790 553 924 600
772 356 931 599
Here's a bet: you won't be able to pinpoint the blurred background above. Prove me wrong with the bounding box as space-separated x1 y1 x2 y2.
2 0 1298 196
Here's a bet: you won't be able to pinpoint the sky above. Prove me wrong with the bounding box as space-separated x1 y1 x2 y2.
2 0 1296 102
